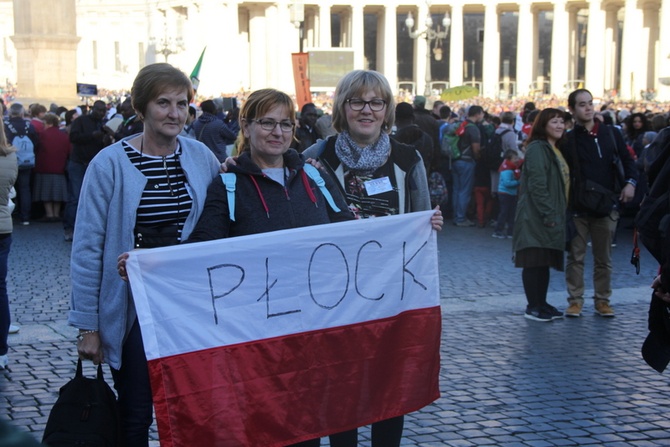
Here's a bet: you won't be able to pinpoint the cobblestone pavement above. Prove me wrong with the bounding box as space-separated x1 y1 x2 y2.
2 215 669 446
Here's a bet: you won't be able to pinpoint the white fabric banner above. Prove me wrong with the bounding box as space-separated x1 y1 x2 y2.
126 211 439 361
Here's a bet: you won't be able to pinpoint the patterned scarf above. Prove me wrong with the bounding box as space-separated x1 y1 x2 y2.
334 131 391 176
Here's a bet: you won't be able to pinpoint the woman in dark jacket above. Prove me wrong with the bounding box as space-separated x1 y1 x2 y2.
512 108 570 322
186 88 352 242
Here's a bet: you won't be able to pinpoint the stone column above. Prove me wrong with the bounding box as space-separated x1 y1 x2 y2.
585 0 606 97
269 3 297 93
550 0 569 96
318 2 332 48
603 6 618 93
248 6 268 91
482 2 500 98
658 0 670 101
620 0 643 99
644 4 659 89
515 1 535 96
196 1 242 97
351 4 365 69
381 4 398 92
449 2 464 88
11 0 80 105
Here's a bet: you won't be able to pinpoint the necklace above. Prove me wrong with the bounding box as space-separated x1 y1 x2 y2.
138 138 180 196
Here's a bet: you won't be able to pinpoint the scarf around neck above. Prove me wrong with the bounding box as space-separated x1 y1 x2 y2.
335 131 391 176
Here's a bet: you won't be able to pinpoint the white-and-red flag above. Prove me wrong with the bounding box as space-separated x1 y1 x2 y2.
126 211 441 446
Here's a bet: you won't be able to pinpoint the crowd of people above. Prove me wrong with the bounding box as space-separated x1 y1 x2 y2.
1 63 670 445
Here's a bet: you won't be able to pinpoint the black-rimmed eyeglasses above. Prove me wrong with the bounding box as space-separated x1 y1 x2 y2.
250 119 295 132
346 98 387 112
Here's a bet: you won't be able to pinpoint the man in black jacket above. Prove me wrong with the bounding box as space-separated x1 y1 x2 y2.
65 100 110 240
191 100 238 162
561 89 637 318
290 103 321 153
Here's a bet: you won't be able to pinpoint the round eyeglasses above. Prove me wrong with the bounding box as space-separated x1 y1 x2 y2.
250 119 295 132
346 98 387 112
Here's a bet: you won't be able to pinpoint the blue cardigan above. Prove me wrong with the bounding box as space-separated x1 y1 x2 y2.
68 135 220 369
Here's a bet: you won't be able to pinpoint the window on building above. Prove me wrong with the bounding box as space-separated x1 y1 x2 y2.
139 42 145 68
92 41 98 70
115 41 121 72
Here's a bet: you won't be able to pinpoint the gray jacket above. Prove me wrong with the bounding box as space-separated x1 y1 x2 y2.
68 136 220 369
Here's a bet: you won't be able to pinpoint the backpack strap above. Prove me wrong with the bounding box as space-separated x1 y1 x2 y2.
197 122 209 140
302 164 341 213
5 121 17 136
220 173 237 222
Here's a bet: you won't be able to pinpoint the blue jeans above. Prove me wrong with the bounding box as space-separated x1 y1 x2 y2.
0 235 12 356
451 159 475 222
64 160 87 232
15 168 31 221
110 320 153 447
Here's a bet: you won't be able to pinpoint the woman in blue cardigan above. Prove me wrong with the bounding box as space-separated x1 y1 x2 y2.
69 63 221 447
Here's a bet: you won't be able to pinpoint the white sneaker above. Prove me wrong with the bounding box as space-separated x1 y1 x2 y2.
8 324 19 334
0 354 7 369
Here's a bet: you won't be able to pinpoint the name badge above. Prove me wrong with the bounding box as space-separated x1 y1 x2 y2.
364 177 393 195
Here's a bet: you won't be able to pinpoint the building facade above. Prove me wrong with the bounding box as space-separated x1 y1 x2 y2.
1 0 669 103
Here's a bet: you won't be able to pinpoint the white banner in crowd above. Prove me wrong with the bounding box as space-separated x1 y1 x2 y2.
126 211 441 446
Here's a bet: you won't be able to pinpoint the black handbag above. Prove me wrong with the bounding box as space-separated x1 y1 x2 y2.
575 178 618 217
42 359 121 446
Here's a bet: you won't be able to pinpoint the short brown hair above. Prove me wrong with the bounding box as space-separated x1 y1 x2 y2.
331 70 395 134
131 63 193 116
43 112 60 127
30 103 47 118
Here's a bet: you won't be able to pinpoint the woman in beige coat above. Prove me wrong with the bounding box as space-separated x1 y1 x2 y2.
0 125 18 369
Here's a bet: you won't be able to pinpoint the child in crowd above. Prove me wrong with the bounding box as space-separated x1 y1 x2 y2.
492 150 522 238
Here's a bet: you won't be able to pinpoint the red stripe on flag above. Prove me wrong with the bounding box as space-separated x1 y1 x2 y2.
148 306 441 446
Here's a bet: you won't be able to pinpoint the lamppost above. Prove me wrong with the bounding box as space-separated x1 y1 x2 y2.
290 0 305 53
405 7 451 97
152 35 185 62
150 10 184 62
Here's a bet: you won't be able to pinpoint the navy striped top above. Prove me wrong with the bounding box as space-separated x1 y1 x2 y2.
123 140 193 241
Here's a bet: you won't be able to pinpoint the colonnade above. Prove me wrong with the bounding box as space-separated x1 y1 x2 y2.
4 0 670 103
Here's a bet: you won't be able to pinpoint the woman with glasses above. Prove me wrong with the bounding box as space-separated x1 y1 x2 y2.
186 88 352 241
302 69 443 447
70 63 221 447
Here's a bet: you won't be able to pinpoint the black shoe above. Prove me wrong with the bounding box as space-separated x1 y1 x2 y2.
541 303 564 320
524 306 553 322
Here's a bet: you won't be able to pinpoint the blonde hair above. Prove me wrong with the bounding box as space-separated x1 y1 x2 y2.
238 89 296 153
0 124 16 156
331 70 395 134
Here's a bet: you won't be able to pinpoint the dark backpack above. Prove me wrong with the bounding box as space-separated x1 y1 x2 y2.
481 128 512 171
42 359 121 447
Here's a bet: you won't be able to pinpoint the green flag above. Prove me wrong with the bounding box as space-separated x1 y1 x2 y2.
190 47 206 91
